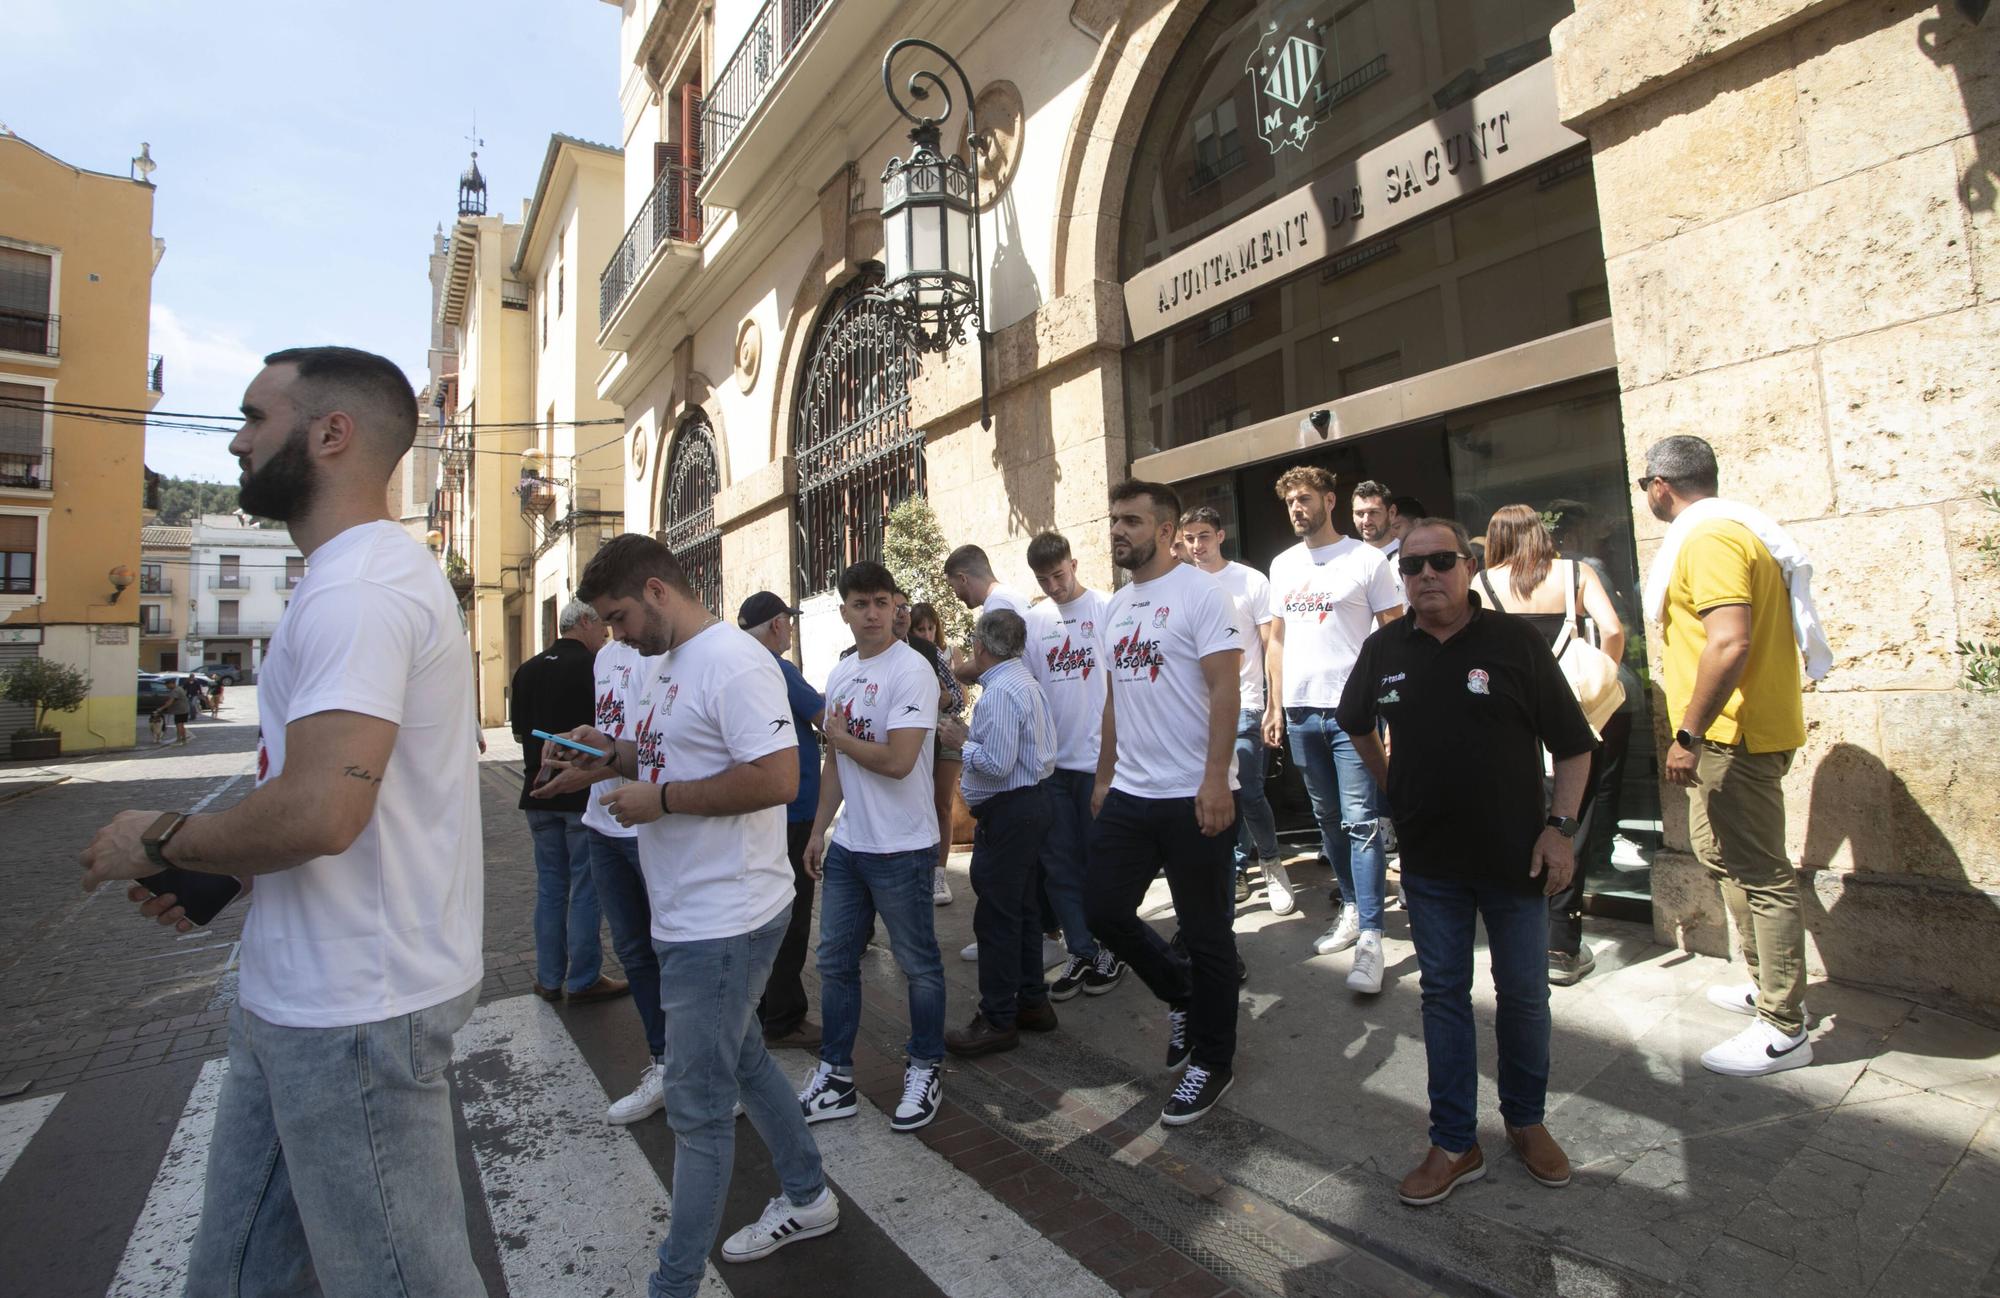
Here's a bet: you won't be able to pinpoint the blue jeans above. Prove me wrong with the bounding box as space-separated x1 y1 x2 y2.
816 843 946 1068
650 909 826 1298
1234 707 1280 870
1038 768 1101 961
1285 707 1387 931
529 810 602 993
969 784 1054 1027
1403 872 1551 1153
187 987 485 1297
588 828 664 1057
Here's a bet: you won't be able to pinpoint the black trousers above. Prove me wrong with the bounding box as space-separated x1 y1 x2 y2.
969 784 1055 1027
1085 789 1238 1071
757 819 818 1034
1547 709 1631 956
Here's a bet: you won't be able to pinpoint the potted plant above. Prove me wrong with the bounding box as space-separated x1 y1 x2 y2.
4 658 90 760
444 551 474 598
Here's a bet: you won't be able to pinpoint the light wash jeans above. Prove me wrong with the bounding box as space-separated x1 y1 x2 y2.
650 907 827 1298
1233 706 1281 870
186 986 485 1297
816 843 947 1069
1285 706 1389 930
528 809 602 993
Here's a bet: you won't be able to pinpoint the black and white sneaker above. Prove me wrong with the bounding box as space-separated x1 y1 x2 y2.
891 1062 942 1132
798 1061 858 1124
1164 1007 1191 1071
720 1186 841 1262
1161 1064 1233 1126
1081 948 1126 995
1049 956 1092 1001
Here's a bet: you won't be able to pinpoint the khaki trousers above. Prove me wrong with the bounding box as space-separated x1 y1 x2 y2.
1686 742 1806 1036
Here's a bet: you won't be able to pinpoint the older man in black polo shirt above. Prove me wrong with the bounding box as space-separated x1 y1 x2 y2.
1336 518 1595 1208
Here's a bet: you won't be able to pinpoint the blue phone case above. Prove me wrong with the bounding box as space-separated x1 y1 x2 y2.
530 729 608 758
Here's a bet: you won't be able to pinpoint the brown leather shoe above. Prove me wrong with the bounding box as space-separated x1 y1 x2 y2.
1396 1144 1486 1206
567 975 631 1004
944 1012 1019 1057
1506 1124 1572 1188
532 983 561 1002
1016 1001 1059 1033
764 1019 823 1050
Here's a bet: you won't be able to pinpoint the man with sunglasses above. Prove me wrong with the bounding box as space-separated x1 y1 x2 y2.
1336 518 1595 1208
1264 466 1403 990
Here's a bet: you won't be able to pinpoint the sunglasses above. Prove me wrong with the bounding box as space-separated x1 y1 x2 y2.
1398 551 1467 576
1634 474 1666 492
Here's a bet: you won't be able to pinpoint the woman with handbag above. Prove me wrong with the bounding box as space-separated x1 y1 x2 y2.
1479 505 1628 985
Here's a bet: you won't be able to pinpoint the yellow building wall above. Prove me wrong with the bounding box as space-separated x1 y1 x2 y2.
0 137 155 752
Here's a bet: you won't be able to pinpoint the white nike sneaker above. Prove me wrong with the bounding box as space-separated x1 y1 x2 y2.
720 1186 841 1262
1705 981 1808 1021
1701 1019 1812 1077
606 1061 664 1125
1315 904 1361 955
891 1062 942 1132
959 941 979 962
1346 930 1384 994
797 1061 858 1124
1265 859 1298 915
932 867 953 906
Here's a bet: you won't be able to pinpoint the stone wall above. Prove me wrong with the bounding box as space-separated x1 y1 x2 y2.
1554 0 2000 1009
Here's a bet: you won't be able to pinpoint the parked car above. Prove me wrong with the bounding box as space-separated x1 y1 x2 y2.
194 662 243 684
136 673 173 713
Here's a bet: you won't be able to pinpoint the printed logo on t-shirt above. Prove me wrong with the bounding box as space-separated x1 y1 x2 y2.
1467 669 1490 696
257 738 270 784
836 697 877 742
1111 629 1166 681
661 683 680 715
1045 635 1096 680
1283 586 1342 624
1081 620 1094 637
1379 688 1401 704
1153 606 1171 628
596 686 627 736
635 707 666 781
864 682 879 706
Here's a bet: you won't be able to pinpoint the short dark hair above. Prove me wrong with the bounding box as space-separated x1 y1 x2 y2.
1353 480 1392 504
577 533 693 603
263 346 418 464
1109 478 1182 525
1179 506 1225 531
942 545 992 579
837 560 897 599
1391 494 1425 518
1644 435 1720 495
1404 517 1476 558
1025 531 1072 571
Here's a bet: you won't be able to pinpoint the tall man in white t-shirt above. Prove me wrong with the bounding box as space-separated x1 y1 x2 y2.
1023 531 1126 999
943 543 1029 683
1263 465 1404 993
561 534 838 1296
801 560 949 1134
1178 506 1287 912
1087 479 1244 1127
82 347 487 1296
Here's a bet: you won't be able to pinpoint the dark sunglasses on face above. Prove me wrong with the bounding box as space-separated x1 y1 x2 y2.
1398 551 1466 576
1634 474 1666 492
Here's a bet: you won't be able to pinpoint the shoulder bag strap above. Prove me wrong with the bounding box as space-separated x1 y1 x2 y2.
1477 565 1505 612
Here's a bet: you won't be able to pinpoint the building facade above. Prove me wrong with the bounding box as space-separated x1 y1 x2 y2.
138 520 190 672
185 513 304 679
0 132 161 752
589 0 1997 1008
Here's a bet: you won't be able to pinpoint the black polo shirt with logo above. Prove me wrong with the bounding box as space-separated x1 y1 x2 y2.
1336 599 1596 893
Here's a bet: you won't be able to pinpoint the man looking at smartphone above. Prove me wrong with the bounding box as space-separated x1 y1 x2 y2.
79 347 488 1296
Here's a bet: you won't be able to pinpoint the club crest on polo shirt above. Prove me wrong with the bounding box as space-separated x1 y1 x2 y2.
1467 668 1491 696
1045 635 1096 680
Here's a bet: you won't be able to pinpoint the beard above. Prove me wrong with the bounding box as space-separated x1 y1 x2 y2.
1112 535 1156 571
630 602 673 655
237 419 320 522
1291 505 1325 536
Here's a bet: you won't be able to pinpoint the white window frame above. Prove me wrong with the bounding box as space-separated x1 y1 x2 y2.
0 236 61 368
0 371 55 496
0 504 50 614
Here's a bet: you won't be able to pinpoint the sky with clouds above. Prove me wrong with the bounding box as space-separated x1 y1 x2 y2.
1 1 623 483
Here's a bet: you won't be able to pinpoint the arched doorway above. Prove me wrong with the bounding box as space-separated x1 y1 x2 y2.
661 413 722 614
792 269 926 596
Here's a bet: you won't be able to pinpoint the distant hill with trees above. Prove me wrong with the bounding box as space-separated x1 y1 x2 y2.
152 476 242 526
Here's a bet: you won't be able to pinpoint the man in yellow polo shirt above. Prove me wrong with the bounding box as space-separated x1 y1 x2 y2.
1641 436 1811 1078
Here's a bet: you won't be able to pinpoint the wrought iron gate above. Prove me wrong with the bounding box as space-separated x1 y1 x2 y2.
661 415 722 614
794 274 927 596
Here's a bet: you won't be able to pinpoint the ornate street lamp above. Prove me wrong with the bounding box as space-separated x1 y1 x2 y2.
879 38 992 428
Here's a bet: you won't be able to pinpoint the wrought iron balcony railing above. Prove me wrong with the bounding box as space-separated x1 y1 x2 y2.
147 354 165 393
139 575 172 594
0 309 58 357
599 159 704 327
0 449 51 490
206 573 252 590
699 0 835 172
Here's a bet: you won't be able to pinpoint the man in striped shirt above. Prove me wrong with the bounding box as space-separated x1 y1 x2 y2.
940 609 1059 1056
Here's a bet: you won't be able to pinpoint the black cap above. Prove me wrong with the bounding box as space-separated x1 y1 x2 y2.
737 591 801 629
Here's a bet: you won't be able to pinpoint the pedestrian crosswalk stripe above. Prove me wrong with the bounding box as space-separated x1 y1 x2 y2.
0 1091 62 1186
108 1058 226 1297
453 995 732 1296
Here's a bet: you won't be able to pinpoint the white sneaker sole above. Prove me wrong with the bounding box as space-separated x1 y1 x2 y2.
802 1099 858 1125
890 1103 939 1133
1702 1040 1813 1077
720 1212 840 1262
605 1097 663 1125
1398 1162 1485 1206
1160 1074 1234 1126
1269 892 1298 916
1346 969 1383 994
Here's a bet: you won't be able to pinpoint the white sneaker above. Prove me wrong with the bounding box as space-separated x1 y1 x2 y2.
1315 904 1361 955
719 1186 841 1262
1265 860 1297 915
959 941 979 962
1346 930 1384 994
1705 981 1807 1020
1701 1019 1813 1077
891 1062 942 1132
1042 936 1069 969
798 1061 858 1124
932 867 953 906
605 1062 664 1125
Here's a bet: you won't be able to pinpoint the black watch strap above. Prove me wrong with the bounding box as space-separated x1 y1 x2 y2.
1545 814 1580 839
1674 728 1698 751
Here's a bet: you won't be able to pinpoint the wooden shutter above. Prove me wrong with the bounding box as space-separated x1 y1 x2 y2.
654 141 674 179
679 84 704 239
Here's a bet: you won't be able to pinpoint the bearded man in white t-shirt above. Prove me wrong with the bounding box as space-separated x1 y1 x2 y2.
943 542 1030 682
81 347 487 1296
556 534 839 1296
1263 465 1404 994
1086 479 1244 1128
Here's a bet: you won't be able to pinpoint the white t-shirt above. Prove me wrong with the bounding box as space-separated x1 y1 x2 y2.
581 638 650 839
622 624 797 943
1205 561 1272 715
825 640 939 854
241 521 483 1029
982 583 1030 618
1025 588 1109 773
1268 537 1403 707
1102 563 1242 800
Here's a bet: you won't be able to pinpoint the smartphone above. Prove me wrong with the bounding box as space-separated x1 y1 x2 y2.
135 868 244 927
530 729 609 759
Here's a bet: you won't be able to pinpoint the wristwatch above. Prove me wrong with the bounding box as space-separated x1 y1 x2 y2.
141 812 190 869
1674 728 1698 751
1545 814 1580 838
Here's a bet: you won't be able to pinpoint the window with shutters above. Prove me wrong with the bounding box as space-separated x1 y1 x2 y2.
0 243 56 357
0 379 51 490
0 513 39 594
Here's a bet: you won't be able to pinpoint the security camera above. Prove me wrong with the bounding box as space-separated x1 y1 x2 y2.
1301 410 1332 439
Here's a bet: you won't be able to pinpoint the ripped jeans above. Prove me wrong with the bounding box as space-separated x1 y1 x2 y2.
1285 706 1388 932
